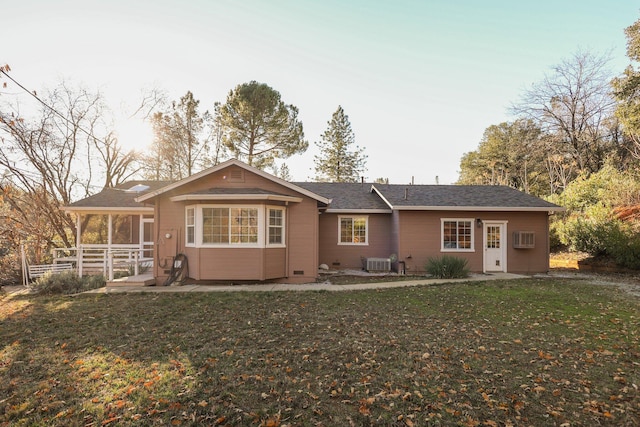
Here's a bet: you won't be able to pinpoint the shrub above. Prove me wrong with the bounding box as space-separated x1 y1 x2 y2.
29 271 105 295
425 255 469 279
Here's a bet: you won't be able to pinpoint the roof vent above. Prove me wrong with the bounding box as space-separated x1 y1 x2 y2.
126 184 150 193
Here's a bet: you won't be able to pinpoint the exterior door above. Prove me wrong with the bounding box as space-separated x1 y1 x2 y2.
142 218 154 259
483 222 506 272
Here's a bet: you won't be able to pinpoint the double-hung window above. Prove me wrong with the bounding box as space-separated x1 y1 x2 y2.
441 219 474 251
339 216 368 245
186 207 195 245
268 208 285 245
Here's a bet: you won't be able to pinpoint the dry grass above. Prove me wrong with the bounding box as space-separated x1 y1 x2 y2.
1 277 639 426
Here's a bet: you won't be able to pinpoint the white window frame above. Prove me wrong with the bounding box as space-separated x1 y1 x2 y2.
186 204 287 249
338 215 369 245
186 207 195 246
267 206 286 247
441 218 475 252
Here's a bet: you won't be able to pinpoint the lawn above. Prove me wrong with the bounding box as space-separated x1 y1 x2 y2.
1 277 639 426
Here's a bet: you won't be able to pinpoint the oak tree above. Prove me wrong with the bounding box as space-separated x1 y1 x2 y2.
513 50 619 186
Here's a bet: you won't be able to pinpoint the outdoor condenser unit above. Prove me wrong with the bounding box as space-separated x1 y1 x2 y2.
366 257 391 272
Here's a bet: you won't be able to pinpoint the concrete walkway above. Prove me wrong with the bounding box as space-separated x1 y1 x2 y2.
85 272 528 293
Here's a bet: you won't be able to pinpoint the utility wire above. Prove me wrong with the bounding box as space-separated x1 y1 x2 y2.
0 69 107 145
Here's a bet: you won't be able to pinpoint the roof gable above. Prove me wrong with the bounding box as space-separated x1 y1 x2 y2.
135 159 331 205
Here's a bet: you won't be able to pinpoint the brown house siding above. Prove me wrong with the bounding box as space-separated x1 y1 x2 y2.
503 211 550 273
394 210 551 274
317 213 392 270
152 165 319 284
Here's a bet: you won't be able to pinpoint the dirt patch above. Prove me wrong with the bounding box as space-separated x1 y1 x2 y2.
548 270 640 298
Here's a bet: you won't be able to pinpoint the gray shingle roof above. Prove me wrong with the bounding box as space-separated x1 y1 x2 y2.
293 182 391 211
66 180 172 209
67 178 562 213
371 184 562 210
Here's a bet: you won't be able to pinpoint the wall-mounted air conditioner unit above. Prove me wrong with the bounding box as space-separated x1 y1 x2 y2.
366 257 391 272
513 231 535 249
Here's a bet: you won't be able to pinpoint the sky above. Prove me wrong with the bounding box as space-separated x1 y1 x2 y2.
2 0 639 185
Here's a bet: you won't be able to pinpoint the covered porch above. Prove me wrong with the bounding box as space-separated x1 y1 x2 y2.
58 208 155 281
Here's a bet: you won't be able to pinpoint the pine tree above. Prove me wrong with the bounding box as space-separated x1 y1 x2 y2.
217 81 307 169
314 106 367 182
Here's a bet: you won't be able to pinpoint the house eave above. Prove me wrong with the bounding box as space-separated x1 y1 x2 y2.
170 194 303 203
63 206 154 214
391 206 565 212
324 209 393 214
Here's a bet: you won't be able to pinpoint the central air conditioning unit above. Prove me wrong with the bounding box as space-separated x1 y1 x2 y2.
366 257 391 272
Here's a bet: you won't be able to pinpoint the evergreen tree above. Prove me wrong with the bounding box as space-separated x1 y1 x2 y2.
217 81 307 169
612 17 640 159
314 106 367 182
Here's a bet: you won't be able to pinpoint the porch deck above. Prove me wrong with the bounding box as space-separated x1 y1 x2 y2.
107 273 156 287
52 245 153 281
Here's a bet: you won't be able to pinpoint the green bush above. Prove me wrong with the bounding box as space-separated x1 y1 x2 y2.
425 255 469 279
562 207 640 269
29 271 105 295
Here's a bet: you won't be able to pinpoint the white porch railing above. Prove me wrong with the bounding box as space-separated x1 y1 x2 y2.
52 244 154 281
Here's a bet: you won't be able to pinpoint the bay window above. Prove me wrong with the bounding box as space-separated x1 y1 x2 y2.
186 205 284 247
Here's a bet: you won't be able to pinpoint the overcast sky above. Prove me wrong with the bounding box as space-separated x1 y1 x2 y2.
2 0 638 185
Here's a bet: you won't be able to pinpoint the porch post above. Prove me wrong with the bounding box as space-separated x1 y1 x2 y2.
139 214 144 259
108 214 113 246
76 214 82 276
75 214 81 248
108 214 113 280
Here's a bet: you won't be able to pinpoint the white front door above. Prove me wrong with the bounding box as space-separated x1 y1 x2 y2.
483 222 506 273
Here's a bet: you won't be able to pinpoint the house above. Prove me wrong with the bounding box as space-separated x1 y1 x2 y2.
63 159 563 284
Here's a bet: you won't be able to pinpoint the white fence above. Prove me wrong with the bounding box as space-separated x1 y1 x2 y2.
52 244 153 281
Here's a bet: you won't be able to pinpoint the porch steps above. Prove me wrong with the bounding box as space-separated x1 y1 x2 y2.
107 273 156 287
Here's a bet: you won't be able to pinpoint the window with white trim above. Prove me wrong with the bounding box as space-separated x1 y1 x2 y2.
186 207 195 245
186 205 285 248
268 208 285 245
339 216 368 245
441 219 474 251
203 207 258 244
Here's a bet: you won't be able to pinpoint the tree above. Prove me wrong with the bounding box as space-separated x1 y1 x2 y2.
313 106 367 182
272 163 292 181
0 82 114 256
145 91 212 180
97 132 140 188
458 120 547 195
612 17 640 159
513 51 619 182
217 81 307 169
